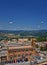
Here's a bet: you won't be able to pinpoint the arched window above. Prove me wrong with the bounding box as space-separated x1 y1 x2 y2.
29 53 32 56
25 53 28 56
14 55 17 58
18 54 21 57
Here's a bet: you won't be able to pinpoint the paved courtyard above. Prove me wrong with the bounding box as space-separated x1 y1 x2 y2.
6 62 30 65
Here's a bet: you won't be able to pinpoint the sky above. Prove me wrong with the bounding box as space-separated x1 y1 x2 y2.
0 0 47 30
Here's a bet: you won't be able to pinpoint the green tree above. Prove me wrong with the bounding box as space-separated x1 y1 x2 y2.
36 44 39 48
28 37 31 41
40 46 44 51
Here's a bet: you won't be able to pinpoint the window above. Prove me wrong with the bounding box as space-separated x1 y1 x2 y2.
18 54 20 57
29 53 32 56
25 53 28 56
22 49 24 51
14 55 17 57
10 56 13 60
22 54 25 58
17 49 20 52
26 49 28 51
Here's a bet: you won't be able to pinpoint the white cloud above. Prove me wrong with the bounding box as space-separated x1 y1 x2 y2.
41 21 44 24
9 22 13 24
37 25 40 28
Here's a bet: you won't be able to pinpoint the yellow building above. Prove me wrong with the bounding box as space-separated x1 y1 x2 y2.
6 38 38 61
0 38 37 62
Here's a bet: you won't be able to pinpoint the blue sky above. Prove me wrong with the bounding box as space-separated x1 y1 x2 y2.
0 0 47 30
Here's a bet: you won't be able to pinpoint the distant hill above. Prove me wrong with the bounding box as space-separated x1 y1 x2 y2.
0 30 47 37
